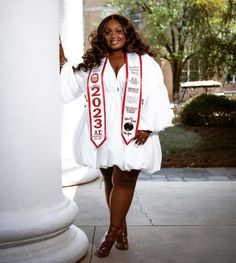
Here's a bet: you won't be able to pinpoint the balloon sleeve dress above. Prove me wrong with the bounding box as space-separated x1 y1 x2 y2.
60 53 173 174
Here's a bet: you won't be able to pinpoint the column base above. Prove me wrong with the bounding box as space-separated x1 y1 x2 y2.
62 160 100 186
0 225 88 263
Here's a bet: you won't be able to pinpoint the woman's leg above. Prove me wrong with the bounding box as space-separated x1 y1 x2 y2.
100 167 128 232
96 166 140 257
109 166 140 228
100 167 113 207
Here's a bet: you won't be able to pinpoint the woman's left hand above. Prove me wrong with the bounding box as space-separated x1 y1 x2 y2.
134 130 151 145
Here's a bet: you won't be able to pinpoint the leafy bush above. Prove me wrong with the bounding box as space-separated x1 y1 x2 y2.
180 94 236 126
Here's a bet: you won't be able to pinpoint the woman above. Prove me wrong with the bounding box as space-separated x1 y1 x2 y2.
60 14 173 258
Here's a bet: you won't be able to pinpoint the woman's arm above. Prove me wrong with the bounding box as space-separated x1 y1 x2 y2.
59 37 84 102
139 55 174 132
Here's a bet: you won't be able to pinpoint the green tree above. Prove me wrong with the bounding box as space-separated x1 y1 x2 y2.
196 0 236 80
107 0 236 101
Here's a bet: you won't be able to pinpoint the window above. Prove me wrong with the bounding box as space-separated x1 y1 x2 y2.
181 58 200 82
228 74 236 83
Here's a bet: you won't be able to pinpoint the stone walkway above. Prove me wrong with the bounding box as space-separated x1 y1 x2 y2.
63 168 236 263
139 167 236 181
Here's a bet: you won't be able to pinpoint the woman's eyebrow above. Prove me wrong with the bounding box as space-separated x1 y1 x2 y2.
104 26 123 30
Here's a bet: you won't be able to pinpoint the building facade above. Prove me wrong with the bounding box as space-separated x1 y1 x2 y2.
83 0 110 50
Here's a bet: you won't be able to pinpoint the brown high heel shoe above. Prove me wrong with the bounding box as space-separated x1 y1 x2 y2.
95 224 121 258
116 228 129 250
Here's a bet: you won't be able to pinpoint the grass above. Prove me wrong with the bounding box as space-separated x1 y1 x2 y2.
159 124 236 168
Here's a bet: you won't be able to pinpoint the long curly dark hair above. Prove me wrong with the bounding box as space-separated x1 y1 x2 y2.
75 14 155 72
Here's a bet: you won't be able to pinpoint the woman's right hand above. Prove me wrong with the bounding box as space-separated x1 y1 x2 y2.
133 130 151 145
59 36 67 70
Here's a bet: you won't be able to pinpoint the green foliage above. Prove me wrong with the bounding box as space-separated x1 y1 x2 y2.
180 94 236 126
199 32 236 79
106 0 236 99
196 0 236 78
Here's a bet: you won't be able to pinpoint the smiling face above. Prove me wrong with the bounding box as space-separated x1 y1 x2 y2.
103 19 126 51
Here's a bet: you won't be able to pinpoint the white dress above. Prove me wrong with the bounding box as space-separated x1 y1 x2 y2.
60 53 173 174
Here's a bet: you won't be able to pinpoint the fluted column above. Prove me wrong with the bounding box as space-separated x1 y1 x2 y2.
0 1 88 262
60 0 100 186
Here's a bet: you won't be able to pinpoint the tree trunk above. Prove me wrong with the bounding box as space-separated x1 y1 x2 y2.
172 59 183 102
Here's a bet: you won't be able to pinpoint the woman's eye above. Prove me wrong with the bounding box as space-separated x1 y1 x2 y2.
103 29 124 38
116 30 123 34
103 31 111 37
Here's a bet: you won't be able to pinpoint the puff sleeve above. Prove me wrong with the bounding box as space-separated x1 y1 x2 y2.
139 55 174 132
60 62 84 103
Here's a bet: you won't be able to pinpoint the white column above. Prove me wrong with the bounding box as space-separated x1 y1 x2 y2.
0 1 88 262
60 0 100 186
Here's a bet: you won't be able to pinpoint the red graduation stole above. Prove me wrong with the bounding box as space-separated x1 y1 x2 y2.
87 53 142 148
